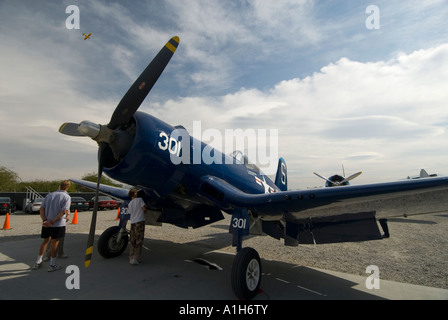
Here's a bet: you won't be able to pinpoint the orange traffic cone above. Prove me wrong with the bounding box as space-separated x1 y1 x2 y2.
2 212 12 230
71 210 78 224
115 207 120 220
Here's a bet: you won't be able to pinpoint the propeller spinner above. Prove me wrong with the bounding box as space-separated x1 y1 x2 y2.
58 36 180 267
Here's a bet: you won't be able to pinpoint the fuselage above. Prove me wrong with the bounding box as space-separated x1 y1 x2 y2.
103 112 279 207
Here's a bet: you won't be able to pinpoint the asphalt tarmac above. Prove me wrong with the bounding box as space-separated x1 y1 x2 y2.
1 231 447 300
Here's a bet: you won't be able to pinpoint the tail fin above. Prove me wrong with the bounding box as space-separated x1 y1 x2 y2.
420 169 429 178
274 158 287 191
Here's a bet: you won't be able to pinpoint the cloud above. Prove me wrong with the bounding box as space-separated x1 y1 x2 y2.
1 0 448 188
154 0 323 93
320 116 443 140
150 43 448 188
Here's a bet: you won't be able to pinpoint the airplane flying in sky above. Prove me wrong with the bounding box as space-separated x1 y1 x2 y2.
59 36 448 300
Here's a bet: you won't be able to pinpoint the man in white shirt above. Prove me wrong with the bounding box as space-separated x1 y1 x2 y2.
127 189 147 265
33 180 71 272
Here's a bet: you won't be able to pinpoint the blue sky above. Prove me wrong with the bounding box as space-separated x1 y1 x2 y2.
1 0 448 189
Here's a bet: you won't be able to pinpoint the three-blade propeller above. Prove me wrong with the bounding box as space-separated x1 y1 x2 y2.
313 171 362 187
59 36 179 267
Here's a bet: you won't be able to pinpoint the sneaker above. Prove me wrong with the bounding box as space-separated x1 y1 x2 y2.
48 264 63 272
129 258 139 265
32 262 42 270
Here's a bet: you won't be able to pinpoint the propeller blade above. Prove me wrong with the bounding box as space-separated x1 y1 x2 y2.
313 172 335 186
339 171 362 185
60 38 180 266
59 123 84 136
108 36 180 129
84 142 106 268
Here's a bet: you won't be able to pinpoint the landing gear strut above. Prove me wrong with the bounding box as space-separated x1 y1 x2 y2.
229 208 262 299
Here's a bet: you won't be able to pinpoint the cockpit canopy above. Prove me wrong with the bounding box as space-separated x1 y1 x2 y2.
230 150 260 174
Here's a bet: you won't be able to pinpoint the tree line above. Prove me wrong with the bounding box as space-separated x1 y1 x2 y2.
0 166 122 192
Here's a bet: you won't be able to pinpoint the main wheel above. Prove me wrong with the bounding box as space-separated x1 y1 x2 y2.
98 226 128 258
231 247 261 300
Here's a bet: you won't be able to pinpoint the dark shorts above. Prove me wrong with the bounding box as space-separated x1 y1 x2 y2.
41 226 66 239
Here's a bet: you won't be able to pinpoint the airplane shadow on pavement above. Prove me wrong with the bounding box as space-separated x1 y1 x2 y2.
0 228 448 300
1 232 444 300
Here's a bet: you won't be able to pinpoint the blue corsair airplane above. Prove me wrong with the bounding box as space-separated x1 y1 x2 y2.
59 36 448 299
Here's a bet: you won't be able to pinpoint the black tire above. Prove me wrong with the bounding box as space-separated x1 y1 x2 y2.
231 247 262 300
98 226 128 258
